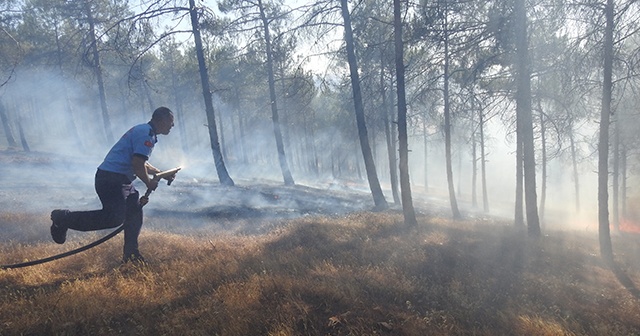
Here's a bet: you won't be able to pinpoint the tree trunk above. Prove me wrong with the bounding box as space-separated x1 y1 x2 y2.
234 86 248 165
569 116 580 212
515 123 524 226
383 108 400 205
303 111 319 177
442 7 461 219
84 0 113 143
168 51 189 153
471 100 477 208
188 0 234 186
54 21 83 151
381 57 400 205
17 114 29 152
598 0 613 261
393 0 417 225
538 102 547 224
339 0 388 210
217 98 228 163
514 0 540 236
258 0 294 185
621 144 627 220
423 109 429 192
612 115 620 231
479 107 489 213
0 100 17 148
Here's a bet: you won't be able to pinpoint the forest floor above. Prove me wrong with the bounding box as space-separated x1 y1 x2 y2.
1 150 640 335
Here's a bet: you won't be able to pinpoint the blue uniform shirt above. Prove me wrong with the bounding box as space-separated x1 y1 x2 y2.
98 123 157 181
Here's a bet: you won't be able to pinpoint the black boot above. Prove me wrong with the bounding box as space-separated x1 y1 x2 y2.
50 209 69 244
122 250 146 264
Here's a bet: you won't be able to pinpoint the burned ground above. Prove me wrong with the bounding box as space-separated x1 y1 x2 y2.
1 150 640 335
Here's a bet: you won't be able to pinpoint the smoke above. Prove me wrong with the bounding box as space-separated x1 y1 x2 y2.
0 63 625 242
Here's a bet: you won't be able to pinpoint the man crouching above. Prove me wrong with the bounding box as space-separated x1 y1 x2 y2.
50 106 176 264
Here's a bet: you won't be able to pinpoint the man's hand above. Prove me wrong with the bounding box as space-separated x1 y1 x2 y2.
146 178 159 191
138 167 180 207
154 167 181 186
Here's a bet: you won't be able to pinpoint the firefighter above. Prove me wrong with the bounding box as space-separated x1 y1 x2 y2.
50 106 176 264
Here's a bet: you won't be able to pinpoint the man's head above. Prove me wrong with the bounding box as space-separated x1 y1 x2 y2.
151 107 174 135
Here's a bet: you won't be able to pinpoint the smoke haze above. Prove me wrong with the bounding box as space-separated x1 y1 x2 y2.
0 62 622 242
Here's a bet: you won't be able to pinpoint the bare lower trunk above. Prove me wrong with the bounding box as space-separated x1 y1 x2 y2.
514 0 539 235
381 58 400 205
0 100 17 148
442 7 461 219
17 114 29 152
569 119 580 212
259 0 294 186
621 144 627 219
612 116 620 231
471 109 477 208
393 0 417 225
538 102 547 224
340 0 388 210
480 108 489 213
598 0 614 261
189 0 234 186
423 113 429 192
85 0 113 143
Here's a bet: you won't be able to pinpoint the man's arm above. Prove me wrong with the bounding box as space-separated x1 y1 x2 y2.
146 162 179 184
145 162 162 175
132 155 158 191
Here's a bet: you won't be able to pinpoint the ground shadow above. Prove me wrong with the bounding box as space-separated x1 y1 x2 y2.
609 260 640 299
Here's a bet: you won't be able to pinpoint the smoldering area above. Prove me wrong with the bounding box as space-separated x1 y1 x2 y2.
0 150 389 244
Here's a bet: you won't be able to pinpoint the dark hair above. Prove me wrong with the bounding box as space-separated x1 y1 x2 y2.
152 106 173 121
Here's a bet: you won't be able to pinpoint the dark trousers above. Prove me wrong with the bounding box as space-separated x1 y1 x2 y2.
64 169 143 256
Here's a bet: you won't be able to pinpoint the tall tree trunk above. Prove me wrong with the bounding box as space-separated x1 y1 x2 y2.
139 80 148 120
442 7 461 219
569 117 580 212
393 0 417 225
598 0 614 261
471 97 478 208
621 144 627 220
188 0 234 186
234 86 248 165
423 109 429 192
515 124 524 226
339 0 388 210
84 0 113 143
381 57 400 205
538 102 547 224
303 111 319 176
383 107 400 205
612 115 620 231
479 107 489 212
168 51 189 153
279 68 293 172
141 64 155 111
54 22 83 151
217 99 228 163
514 0 540 236
17 114 29 152
0 100 17 148
258 0 294 186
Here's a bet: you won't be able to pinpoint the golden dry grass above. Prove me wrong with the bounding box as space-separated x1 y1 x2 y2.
1 210 640 335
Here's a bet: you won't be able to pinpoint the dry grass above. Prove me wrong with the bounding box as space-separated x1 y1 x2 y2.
1 210 640 335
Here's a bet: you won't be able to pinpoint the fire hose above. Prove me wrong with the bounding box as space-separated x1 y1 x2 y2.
0 168 180 270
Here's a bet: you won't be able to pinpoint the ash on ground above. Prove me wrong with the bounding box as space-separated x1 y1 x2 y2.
146 179 377 235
